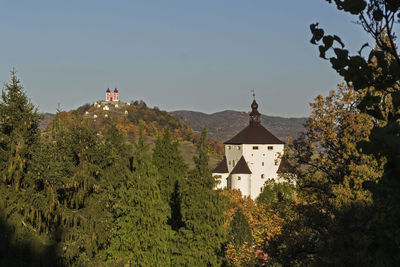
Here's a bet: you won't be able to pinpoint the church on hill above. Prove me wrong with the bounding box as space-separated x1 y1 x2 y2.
106 88 119 102
212 98 291 199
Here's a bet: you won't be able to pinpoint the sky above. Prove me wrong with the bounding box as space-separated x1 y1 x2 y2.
0 0 373 117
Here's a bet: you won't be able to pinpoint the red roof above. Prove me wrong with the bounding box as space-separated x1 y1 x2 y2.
106 88 110 93
213 156 228 173
231 156 252 174
114 88 118 93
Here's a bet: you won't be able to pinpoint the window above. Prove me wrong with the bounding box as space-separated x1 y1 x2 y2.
229 160 231 165
262 162 264 166
275 160 279 166
260 187 263 192
233 160 235 166
237 146 241 150
228 146 231 150
261 174 264 179
263 154 265 156
238 176 241 180
214 175 222 179
268 146 273 150
253 146 259 150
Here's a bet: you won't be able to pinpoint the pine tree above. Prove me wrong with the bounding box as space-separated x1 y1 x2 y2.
108 131 172 266
178 128 228 266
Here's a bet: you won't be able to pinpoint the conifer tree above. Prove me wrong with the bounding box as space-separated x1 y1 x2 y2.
108 131 172 266
178 129 228 266
0 70 41 190
229 209 253 248
152 128 187 230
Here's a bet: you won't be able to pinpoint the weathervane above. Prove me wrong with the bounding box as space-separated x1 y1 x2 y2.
251 89 255 100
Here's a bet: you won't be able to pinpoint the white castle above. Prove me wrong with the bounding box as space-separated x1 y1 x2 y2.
212 99 291 199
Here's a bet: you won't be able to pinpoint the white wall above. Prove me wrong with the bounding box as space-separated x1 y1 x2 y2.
242 144 284 199
215 143 285 199
230 174 251 197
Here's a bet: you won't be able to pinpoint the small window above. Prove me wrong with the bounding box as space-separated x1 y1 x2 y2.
237 146 241 150
268 146 273 150
233 160 235 166
262 162 264 166
238 176 241 180
261 174 264 179
251 154 253 156
229 160 231 165
260 187 263 192
253 146 259 150
228 146 231 150
275 160 279 166
214 175 222 179
263 154 265 156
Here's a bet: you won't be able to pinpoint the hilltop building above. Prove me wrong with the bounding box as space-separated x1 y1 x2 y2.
212 99 291 199
106 88 119 102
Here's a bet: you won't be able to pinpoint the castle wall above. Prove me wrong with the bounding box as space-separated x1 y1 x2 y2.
242 144 284 199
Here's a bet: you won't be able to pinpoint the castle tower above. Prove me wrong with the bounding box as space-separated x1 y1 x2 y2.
106 88 111 101
113 88 119 102
212 98 290 199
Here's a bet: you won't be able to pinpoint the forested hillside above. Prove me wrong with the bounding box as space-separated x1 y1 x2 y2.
171 110 306 142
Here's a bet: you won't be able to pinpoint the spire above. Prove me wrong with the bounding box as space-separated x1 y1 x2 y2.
106 88 110 93
249 91 260 125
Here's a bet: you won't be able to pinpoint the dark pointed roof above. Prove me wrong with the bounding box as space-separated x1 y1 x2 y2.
224 99 284 145
224 124 284 144
213 156 229 173
231 156 252 174
277 157 293 173
114 88 118 93
106 88 110 93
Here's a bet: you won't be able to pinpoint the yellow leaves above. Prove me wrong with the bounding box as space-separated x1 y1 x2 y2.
225 242 256 267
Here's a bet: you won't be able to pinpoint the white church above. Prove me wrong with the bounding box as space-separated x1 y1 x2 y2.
212 99 291 199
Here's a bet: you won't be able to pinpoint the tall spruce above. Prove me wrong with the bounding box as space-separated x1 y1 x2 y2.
0 70 41 190
152 128 187 230
108 131 172 266
178 129 228 266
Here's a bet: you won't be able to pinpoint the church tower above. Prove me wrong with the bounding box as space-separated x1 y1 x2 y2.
106 88 111 101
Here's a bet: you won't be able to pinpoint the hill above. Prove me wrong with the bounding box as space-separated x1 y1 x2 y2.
42 100 221 168
170 110 306 143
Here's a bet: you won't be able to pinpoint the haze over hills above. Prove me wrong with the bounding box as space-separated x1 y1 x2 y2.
171 110 307 143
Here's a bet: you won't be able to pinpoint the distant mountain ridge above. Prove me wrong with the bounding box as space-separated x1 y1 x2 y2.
170 110 306 143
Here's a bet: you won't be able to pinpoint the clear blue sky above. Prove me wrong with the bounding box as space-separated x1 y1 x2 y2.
0 0 372 117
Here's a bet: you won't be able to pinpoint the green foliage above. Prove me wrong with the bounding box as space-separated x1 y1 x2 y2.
0 70 41 190
177 129 228 266
108 131 172 266
229 209 252 248
257 180 295 208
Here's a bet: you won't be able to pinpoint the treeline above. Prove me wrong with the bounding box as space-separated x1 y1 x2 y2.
0 72 231 266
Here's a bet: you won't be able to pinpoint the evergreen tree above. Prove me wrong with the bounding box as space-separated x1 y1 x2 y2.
178 129 228 266
229 209 252 248
108 131 172 266
0 70 41 190
152 128 187 230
